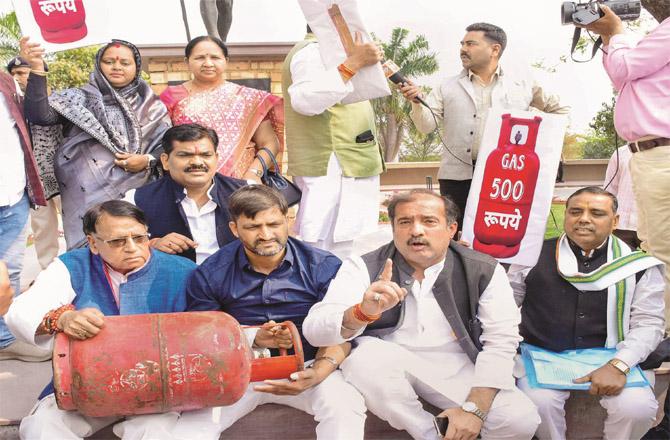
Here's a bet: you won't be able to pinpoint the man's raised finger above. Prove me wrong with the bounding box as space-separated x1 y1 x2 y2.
379 259 393 282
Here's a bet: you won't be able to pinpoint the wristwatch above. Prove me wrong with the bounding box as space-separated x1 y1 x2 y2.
608 358 630 375
461 401 487 422
145 154 157 170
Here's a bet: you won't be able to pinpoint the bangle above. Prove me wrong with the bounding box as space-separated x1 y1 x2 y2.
312 355 339 368
352 303 380 323
30 69 48 77
40 304 75 334
337 63 356 81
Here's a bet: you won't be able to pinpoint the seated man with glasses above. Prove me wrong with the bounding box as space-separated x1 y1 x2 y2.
4 199 197 439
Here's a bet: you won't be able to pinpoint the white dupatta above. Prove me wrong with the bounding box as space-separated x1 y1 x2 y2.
556 234 662 347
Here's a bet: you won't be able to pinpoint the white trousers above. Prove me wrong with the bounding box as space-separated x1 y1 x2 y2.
294 153 380 260
170 370 366 440
29 196 61 270
517 374 658 440
19 394 179 440
341 337 540 440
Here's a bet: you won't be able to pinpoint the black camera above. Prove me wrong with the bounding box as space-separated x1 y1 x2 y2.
561 0 641 25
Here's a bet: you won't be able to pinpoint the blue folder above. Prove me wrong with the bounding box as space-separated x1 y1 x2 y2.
521 343 649 390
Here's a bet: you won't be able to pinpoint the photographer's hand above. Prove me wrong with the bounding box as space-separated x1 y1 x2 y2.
584 5 624 45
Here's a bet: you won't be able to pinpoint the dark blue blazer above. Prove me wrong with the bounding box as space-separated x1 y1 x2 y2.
135 173 246 262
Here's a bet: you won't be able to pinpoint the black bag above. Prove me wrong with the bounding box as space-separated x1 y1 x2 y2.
256 147 302 207
639 337 670 370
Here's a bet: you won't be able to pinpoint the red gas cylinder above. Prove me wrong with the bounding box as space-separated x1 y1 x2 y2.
30 0 88 44
473 114 542 258
53 312 304 418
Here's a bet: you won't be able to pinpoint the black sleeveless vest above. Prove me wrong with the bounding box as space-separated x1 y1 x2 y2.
521 237 643 352
360 241 498 363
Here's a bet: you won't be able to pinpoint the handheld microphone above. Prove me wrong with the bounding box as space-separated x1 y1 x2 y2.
382 60 429 108
382 61 469 166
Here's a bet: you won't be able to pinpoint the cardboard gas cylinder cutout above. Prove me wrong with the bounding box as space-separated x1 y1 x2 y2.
14 0 110 53
462 109 567 267
473 114 541 258
30 0 88 44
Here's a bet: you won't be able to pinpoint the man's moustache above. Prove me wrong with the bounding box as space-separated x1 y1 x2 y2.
255 239 279 246
185 166 209 172
408 238 429 246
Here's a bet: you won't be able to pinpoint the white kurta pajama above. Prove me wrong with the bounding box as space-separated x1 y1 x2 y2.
288 44 380 260
169 360 366 440
303 255 540 440
508 260 665 440
6 258 181 440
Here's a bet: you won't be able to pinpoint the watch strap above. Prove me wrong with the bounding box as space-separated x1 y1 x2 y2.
462 402 487 422
608 358 630 375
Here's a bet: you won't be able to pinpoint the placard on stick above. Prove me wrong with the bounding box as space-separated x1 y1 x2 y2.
13 0 111 52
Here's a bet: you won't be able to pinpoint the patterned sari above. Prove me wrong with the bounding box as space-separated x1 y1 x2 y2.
160 82 284 178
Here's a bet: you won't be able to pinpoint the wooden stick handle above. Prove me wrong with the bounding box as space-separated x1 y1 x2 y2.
328 4 354 56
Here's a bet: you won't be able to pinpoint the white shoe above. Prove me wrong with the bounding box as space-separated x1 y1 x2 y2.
0 340 51 362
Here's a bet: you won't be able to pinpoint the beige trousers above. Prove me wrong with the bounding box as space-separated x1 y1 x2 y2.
629 145 670 330
30 196 61 270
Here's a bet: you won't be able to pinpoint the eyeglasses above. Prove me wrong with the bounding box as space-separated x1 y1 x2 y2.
93 233 151 249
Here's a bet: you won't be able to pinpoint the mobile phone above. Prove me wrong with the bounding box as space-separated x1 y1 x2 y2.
433 416 449 437
355 130 374 143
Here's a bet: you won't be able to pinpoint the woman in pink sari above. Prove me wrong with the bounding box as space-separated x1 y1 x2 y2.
160 36 283 181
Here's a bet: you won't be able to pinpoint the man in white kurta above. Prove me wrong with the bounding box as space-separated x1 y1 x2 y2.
282 31 385 259
4 200 196 440
303 190 539 440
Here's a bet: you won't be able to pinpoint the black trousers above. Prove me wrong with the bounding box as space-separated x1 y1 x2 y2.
438 179 472 232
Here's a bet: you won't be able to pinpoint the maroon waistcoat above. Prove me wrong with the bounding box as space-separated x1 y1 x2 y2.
0 72 46 207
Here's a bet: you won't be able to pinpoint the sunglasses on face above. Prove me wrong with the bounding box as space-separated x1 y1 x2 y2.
93 233 151 249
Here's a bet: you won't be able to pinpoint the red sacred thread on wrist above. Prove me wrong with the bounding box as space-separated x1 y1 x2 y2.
40 304 75 334
338 63 355 80
353 303 380 323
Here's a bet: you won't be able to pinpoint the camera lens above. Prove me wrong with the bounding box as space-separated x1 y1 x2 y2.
561 2 577 25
